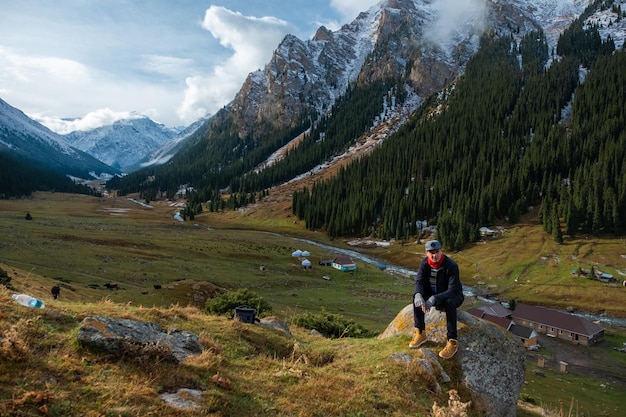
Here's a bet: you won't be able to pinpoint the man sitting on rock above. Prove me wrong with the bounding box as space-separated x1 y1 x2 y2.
410 240 464 359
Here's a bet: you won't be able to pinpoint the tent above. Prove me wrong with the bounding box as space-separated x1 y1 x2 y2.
301 250 310 257
291 249 303 257
301 259 312 269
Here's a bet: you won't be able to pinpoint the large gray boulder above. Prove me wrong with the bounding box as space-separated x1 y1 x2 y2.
77 316 203 363
378 305 526 417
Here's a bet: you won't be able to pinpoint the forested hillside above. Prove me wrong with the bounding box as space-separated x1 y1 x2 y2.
0 152 99 198
106 1 626 250
108 78 401 212
293 15 624 248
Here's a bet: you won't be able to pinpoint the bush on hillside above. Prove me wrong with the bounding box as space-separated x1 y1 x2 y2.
205 289 272 317
289 311 373 338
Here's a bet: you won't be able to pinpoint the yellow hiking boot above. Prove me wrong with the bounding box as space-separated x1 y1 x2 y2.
438 339 458 359
409 329 427 348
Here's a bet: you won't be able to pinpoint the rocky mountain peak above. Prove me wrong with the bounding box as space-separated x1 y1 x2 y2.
312 25 333 42
215 0 490 141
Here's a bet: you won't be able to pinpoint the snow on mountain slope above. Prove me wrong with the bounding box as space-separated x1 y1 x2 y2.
495 0 591 46
0 98 75 156
64 115 179 170
127 116 210 172
586 3 626 49
0 97 118 177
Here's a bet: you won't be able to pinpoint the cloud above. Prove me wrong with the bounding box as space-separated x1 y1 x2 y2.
0 46 90 83
141 55 195 78
330 0 380 22
1 46 183 132
31 108 146 135
176 6 293 124
425 0 489 49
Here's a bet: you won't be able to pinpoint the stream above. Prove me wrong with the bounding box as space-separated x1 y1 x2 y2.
293 238 626 328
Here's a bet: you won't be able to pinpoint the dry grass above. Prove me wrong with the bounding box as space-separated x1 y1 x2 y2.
0 284 466 416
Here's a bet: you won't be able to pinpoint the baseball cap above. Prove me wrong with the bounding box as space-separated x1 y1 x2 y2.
425 240 441 251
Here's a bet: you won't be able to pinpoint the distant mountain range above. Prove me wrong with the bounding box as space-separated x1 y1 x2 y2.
0 96 206 179
0 98 118 179
63 115 183 171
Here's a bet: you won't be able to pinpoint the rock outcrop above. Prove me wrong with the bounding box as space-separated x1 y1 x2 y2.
77 316 203 363
378 305 526 417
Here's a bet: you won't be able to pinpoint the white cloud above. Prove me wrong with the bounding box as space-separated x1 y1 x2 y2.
330 0 380 22
0 46 90 83
1 46 183 132
177 6 293 124
426 0 488 49
141 55 195 78
31 108 146 135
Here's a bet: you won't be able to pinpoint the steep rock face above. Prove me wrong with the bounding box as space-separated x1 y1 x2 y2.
228 7 379 140
210 0 536 142
379 305 526 417
196 0 590 170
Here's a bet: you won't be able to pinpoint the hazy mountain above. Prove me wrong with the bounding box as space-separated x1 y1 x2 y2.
124 117 209 172
0 98 119 179
63 115 181 171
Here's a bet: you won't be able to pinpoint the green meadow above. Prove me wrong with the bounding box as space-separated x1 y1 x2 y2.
2 192 626 416
0 193 412 333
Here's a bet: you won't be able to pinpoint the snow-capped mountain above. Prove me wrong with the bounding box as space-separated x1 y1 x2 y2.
203 0 596 145
63 115 181 171
0 98 119 179
124 115 210 173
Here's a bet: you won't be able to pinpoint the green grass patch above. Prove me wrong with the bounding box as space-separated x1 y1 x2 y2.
521 362 624 417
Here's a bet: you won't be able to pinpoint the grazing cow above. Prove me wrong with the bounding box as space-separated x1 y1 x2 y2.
104 283 119 291
51 285 61 300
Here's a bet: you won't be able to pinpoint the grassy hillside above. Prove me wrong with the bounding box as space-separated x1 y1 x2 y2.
0 286 457 416
1 192 626 416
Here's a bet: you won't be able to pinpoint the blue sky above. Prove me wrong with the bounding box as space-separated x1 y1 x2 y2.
0 0 378 132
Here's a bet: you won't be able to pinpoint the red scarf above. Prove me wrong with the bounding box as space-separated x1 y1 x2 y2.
428 254 444 269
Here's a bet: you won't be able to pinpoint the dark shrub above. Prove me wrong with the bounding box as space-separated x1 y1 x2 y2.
289 311 373 338
205 288 272 317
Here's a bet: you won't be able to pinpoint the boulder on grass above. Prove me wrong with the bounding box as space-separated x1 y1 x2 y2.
378 305 525 417
77 316 202 363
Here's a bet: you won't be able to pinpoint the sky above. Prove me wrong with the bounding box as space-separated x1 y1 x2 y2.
0 0 379 133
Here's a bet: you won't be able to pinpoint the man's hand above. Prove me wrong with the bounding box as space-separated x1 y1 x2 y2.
423 296 436 313
413 293 425 308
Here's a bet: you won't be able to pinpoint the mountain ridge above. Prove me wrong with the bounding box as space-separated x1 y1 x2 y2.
63 116 181 171
0 98 119 179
